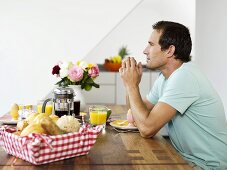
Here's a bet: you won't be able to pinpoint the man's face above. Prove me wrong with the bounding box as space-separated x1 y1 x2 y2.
143 30 168 70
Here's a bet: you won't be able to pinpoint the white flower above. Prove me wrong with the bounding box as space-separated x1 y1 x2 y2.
78 61 88 70
59 61 73 78
59 68 68 78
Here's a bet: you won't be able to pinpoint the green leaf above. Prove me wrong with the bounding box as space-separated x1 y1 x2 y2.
118 46 129 59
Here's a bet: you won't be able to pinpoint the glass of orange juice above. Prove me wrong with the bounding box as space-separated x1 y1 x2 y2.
37 100 53 116
89 105 108 129
19 104 32 110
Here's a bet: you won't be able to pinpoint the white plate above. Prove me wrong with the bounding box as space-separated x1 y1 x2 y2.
0 119 19 125
110 120 138 130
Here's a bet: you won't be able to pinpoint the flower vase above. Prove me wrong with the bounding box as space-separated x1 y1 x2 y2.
69 85 86 112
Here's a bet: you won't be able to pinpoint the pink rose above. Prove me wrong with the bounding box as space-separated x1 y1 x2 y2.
88 64 99 78
68 66 84 82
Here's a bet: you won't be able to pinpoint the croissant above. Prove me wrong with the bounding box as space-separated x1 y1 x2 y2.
20 123 47 136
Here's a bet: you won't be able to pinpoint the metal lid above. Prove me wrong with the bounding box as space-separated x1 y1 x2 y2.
53 87 74 95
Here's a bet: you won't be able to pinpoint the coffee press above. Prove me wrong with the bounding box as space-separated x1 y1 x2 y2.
42 87 75 117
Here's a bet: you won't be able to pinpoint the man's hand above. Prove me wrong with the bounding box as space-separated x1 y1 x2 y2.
119 57 143 90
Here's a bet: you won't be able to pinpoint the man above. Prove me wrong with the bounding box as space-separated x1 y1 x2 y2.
119 21 227 170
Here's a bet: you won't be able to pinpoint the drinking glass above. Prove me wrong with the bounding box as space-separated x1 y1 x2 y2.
37 100 53 116
89 105 108 129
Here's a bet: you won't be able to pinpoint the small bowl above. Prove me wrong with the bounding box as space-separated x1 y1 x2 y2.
103 62 121 72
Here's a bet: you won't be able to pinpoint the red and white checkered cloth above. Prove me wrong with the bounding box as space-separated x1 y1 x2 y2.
0 124 102 165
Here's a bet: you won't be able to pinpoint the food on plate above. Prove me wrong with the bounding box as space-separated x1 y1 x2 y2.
111 120 129 127
111 119 137 128
20 123 47 136
17 120 29 131
49 114 59 123
56 115 80 133
10 103 19 120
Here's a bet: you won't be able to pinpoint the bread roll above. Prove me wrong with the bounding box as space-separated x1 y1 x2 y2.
49 114 59 123
56 115 80 133
40 117 65 135
20 123 47 136
17 120 29 131
25 112 39 124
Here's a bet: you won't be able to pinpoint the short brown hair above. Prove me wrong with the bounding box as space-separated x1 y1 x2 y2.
153 21 192 62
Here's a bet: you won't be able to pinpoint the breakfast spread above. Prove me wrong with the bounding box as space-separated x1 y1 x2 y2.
14 112 81 136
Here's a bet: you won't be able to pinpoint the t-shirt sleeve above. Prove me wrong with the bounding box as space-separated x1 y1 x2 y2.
146 74 162 105
159 71 200 114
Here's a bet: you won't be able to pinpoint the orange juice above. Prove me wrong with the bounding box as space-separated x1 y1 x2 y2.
90 111 107 125
19 104 32 110
37 104 53 116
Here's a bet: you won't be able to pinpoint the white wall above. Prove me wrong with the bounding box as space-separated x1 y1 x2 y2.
85 0 195 64
0 0 140 115
195 0 227 118
0 0 195 116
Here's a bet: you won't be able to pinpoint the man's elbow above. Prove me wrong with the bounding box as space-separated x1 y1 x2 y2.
139 126 157 138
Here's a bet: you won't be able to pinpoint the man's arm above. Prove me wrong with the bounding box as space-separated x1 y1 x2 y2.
126 95 154 111
128 86 176 138
143 98 155 111
120 57 177 138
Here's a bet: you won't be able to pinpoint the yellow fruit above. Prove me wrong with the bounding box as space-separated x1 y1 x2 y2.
111 55 122 64
115 56 122 63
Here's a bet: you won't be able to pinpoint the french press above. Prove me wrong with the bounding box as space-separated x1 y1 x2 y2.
42 87 75 117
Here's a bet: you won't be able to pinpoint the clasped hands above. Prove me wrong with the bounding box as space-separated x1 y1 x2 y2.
119 57 143 89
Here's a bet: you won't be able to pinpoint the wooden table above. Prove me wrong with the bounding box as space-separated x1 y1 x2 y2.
0 105 192 170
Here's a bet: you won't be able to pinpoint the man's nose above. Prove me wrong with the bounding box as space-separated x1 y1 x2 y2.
143 47 148 55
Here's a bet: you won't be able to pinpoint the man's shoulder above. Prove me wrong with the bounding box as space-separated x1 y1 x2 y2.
171 62 201 80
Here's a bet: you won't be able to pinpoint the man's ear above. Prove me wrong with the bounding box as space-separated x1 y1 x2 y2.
166 45 175 57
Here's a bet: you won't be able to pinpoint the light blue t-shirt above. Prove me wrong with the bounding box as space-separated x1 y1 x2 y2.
147 62 227 170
